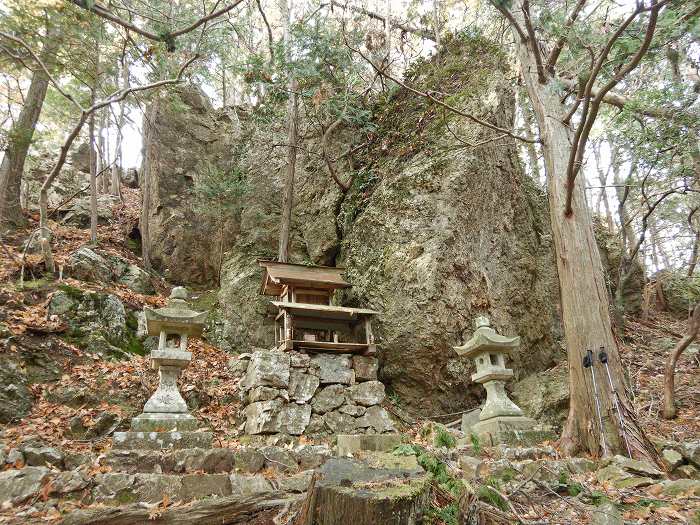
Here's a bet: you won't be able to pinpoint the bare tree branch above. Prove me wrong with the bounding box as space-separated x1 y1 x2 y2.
521 0 546 83
255 0 275 64
328 0 436 41
0 31 84 112
545 0 588 73
38 55 198 273
564 0 668 216
344 36 539 144
68 0 246 45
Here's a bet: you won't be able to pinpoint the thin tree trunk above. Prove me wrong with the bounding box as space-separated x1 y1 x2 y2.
384 0 392 74
89 99 98 243
432 0 441 53
688 232 700 276
0 37 56 229
663 303 700 418
650 219 670 269
612 157 640 255
512 0 650 458
277 0 297 263
519 90 541 183
222 63 227 106
98 109 109 194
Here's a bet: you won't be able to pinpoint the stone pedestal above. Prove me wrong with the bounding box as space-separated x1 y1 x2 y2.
455 317 546 446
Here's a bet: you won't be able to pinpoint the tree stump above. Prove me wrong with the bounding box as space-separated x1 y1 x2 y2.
308 453 430 525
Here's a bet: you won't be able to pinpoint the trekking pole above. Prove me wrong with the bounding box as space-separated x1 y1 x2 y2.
599 346 633 458
583 349 608 457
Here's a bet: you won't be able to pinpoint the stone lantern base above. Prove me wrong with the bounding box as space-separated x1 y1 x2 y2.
468 415 555 447
111 347 214 451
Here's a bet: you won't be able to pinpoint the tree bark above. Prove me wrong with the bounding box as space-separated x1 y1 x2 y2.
277 0 297 263
0 38 56 229
61 492 301 525
687 231 699 276
511 0 650 458
663 303 700 418
89 99 98 243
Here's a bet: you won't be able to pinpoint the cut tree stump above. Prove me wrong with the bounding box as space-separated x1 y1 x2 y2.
307 453 430 525
60 491 302 525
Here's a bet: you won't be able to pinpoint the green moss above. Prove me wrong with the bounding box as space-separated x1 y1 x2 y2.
17 278 53 291
115 490 137 505
57 284 84 300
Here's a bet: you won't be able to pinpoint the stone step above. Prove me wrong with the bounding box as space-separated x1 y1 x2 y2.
91 471 315 505
112 431 213 450
101 445 333 474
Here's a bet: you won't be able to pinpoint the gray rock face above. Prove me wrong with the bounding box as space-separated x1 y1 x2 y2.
295 445 332 470
311 354 354 385
50 471 90 495
311 385 346 414
61 195 117 228
289 370 319 403
66 247 113 282
323 411 358 434
260 446 298 473
244 399 284 434
48 288 126 342
352 356 378 382
0 467 50 504
0 362 33 423
140 85 241 285
340 404 366 417
248 386 285 403
279 404 311 435
122 167 139 188
228 473 273 496
356 406 396 433
242 351 290 390
65 247 153 294
346 381 385 407
511 365 568 428
211 39 560 413
682 441 700 468
22 446 64 469
234 448 265 473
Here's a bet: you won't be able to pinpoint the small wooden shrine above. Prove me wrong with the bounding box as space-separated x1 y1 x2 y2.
259 260 378 355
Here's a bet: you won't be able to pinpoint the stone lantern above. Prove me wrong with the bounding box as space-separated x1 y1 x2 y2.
454 317 536 443
130 286 207 433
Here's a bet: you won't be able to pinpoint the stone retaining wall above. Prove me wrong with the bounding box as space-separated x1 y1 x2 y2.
233 350 395 437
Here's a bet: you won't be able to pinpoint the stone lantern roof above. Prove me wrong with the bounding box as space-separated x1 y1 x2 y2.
144 286 207 337
453 317 520 358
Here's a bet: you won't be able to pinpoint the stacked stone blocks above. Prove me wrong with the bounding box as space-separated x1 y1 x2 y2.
237 350 395 436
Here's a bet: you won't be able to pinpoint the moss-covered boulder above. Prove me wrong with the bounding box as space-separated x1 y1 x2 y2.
48 286 144 356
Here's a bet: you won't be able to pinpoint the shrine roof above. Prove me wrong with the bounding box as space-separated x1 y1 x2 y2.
259 260 351 295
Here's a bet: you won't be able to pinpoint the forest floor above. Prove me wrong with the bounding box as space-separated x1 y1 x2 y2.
0 193 698 524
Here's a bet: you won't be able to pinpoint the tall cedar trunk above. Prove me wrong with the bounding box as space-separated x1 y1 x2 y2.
278 82 298 263
0 38 56 229
277 0 297 263
513 1 648 457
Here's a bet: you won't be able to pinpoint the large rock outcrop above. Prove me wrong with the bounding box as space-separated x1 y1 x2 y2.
140 86 242 284
148 36 563 413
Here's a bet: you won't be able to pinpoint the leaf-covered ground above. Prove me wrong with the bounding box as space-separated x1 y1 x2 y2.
0 193 698 524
